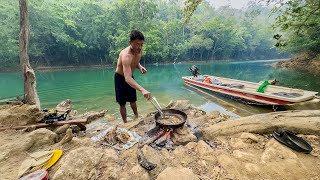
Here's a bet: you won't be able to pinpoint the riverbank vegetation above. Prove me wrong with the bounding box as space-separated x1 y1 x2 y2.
1 0 288 70
185 0 320 72
271 0 320 72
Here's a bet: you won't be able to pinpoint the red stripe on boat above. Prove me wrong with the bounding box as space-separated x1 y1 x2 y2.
184 78 290 105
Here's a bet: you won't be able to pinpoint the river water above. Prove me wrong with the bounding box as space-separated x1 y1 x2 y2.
1 59 319 119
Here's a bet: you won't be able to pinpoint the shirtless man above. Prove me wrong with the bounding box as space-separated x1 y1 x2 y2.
114 30 151 123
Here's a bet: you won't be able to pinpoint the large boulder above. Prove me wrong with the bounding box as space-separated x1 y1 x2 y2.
52 147 117 180
0 128 57 159
0 104 44 126
26 128 58 149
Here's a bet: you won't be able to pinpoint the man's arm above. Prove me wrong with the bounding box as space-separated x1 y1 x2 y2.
123 56 150 99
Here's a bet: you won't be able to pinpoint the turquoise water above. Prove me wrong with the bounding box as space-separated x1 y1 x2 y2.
1 60 320 117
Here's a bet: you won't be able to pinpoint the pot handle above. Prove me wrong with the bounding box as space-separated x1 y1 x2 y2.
149 96 164 118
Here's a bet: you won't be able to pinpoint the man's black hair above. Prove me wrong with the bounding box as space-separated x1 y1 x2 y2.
129 30 144 41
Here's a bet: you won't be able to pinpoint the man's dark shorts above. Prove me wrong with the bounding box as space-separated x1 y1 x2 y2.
114 73 137 106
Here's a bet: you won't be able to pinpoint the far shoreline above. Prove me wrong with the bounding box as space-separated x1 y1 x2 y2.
0 59 290 73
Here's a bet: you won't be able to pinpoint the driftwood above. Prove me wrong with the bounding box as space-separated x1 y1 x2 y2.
0 119 88 132
202 110 320 139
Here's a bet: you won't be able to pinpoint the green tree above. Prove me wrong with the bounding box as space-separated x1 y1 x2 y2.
0 1 20 68
0 0 290 70
271 0 320 54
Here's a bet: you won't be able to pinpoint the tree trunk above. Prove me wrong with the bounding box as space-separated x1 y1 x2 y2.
182 26 185 41
19 0 40 109
211 38 219 59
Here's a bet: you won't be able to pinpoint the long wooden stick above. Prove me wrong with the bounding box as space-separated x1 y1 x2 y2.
0 119 88 131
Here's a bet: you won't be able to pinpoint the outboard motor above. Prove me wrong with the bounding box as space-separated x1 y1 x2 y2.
190 65 201 77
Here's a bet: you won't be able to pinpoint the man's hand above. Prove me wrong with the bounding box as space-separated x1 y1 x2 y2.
142 89 151 100
139 66 147 74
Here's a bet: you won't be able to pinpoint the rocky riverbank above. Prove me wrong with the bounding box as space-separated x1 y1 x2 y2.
0 101 319 180
274 52 320 74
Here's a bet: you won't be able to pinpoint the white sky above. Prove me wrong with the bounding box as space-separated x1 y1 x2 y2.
207 0 251 9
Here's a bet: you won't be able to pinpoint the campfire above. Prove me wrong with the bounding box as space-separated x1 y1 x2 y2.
137 109 188 170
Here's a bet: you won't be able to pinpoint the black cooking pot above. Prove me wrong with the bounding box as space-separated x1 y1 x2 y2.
154 109 187 129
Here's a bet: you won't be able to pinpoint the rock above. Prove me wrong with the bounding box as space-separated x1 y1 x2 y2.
0 135 33 162
232 150 255 161
196 140 213 157
0 129 56 158
54 124 70 134
156 167 199 180
0 104 44 126
230 138 250 149
26 128 58 149
261 139 298 164
58 128 73 145
188 111 229 130
52 147 116 180
217 154 242 178
174 126 191 135
160 148 171 159
207 111 220 119
210 165 226 179
2 101 320 180
166 100 193 111
173 145 190 157
240 133 259 143
129 165 150 180
88 168 98 180
56 99 73 112
258 139 314 179
69 110 106 123
84 110 106 123
140 146 162 167
101 166 119 179
219 113 230 120
23 105 44 123
172 126 197 145
188 109 206 118
244 163 260 174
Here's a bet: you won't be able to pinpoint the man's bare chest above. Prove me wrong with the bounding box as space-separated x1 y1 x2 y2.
131 56 141 68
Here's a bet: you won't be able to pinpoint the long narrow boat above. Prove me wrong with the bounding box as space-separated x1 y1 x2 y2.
182 75 318 105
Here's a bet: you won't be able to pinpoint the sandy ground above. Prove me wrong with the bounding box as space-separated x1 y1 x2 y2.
0 101 319 180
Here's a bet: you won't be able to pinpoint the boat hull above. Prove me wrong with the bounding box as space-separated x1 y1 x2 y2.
183 76 317 106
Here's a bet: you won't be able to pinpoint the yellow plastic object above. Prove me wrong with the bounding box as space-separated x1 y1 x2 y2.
18 151 53 178
44 150 63 170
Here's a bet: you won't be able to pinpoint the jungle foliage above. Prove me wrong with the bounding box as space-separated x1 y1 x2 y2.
270 0 320 54
185 0 320 56
0 0 288 68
